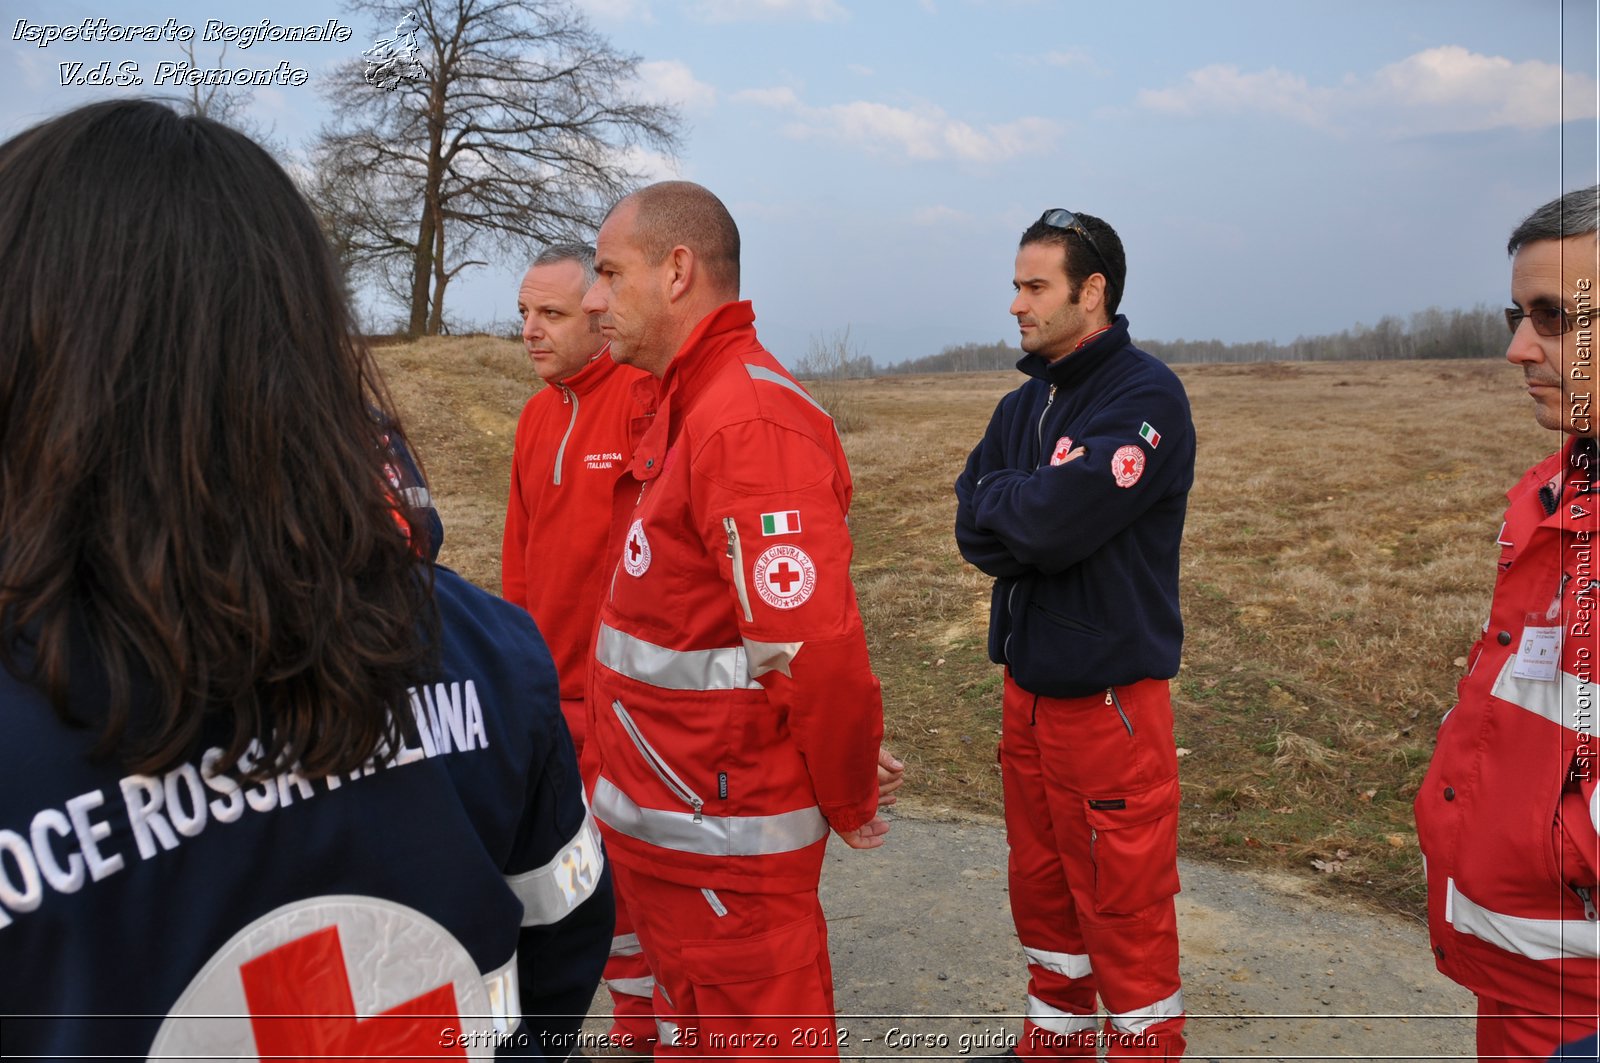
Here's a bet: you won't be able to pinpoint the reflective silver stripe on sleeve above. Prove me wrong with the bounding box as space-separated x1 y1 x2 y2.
1023 945 1093 979
1107 988 1185 1034
1026 996 1099 1034
656 1018 681 1046
505 810 605 926
744 638 802 679
610 932 641 957
593 776 828 856
1489 658 1597 735
400 486 433 507
482 953 519 1036
607 974 656 998
1447 877 1600 961
596 623 762 691
746 364 831 419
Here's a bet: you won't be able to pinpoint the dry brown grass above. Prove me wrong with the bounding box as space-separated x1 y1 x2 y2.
374 342 1554 915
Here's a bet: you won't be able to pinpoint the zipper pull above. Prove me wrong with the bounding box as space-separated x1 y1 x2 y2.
1104 689 1113 706
692 798 704 824
1048 384 1057 403
725 520 737 558
1579 886 1597 921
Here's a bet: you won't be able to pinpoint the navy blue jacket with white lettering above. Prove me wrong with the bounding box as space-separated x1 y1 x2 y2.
0 567 611 1059
955 316 1195 697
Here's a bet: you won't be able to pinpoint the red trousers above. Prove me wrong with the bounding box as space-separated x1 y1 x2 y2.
1001 675 1186 1061
563 698 656 1049
1477 995 1598 1062
611 862 840 1061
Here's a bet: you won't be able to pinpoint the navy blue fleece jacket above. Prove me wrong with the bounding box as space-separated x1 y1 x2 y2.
955 315 1195 697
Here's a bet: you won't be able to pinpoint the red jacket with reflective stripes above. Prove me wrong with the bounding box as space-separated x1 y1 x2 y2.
1416 436 1600 1011
587 302 883 894
502 347 648 702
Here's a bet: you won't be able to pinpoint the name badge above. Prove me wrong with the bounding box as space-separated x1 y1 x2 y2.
1512 620 1562 682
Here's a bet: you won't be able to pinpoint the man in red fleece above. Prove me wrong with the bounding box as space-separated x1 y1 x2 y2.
502 243 655 1053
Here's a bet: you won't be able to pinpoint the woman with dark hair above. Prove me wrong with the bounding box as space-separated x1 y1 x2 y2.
0 99 610 1058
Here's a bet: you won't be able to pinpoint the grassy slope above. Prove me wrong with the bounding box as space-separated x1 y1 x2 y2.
377 338 1552 915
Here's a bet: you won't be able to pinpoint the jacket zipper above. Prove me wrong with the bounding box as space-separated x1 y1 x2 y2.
612 699 704 822
551 385 579 486
724 517 754 622
1577 886 1598 922
1107 687 1133 736
1035 384 1057 464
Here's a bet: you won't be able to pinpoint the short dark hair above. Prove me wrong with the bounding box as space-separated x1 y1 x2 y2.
533 242 597 286
0 100 436 780
621 180 740 294
1020 210 1127 316
1508 185 1600 255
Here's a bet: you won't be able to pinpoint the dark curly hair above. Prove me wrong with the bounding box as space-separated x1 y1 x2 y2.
0 100 437 779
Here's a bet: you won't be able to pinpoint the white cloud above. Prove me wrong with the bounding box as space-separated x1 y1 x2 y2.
734 85 802 107
1136 46 1599 136
635 59 717 109
610 144 682 183
738 87 1059 162
848 63 875 77
1371 46 1597 132
1043 49 1094 68
688 0 848 22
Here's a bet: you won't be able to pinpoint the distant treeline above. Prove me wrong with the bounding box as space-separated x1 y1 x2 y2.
883 304 1507 374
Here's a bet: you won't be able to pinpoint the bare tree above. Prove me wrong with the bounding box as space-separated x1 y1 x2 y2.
310 0 680 336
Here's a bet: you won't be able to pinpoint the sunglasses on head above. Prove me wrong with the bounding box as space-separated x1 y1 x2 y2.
1039 208 1120 307
1505 305 1581 338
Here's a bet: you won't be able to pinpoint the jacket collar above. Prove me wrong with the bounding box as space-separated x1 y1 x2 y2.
552 341 617 395
1017 314 1131 391
627 302 758 482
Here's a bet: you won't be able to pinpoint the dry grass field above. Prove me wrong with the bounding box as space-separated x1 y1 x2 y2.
376 336 1552 915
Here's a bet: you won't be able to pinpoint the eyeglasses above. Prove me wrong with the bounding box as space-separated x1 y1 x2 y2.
1505 305 1582 338
1039 208 1120 307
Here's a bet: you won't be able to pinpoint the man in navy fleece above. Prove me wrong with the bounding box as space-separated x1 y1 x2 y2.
956 208 1195 1061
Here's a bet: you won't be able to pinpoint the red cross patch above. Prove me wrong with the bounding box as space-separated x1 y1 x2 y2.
1050 436 1075 466
147 896 503 1059
753 543 817 609
622 518 651 577
1111 444 1145 488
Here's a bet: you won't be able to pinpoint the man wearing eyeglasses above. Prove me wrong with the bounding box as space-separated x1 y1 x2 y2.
1415 186 1600 1062
956 210 1195 1060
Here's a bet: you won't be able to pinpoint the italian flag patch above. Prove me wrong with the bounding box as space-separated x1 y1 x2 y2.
761 510 802 535
1138 422 1161 448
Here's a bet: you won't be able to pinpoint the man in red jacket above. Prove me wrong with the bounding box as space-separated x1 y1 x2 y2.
580 181 902 1056
502 243 656 1053
1416 185 1600 1062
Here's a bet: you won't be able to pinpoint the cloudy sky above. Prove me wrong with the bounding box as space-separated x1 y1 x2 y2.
4 0 1598 366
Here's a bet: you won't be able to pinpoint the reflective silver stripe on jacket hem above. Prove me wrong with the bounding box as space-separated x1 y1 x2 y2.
1489 658 1597 736
483 953 520 1036
1446 877 1600 961
1025 995 1099 1034
747 364 831 418
597 623 762 691
505 810 605 926
611 932 642 957
593 776 828 856
656 1018 681 1046
1107 988 1185 1034
607 974 656 998
1023 945 1093 979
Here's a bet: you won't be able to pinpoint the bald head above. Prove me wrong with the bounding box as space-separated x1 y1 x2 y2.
618 180 740 297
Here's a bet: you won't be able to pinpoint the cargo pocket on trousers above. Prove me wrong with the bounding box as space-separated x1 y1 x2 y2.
679 915 825 1025
1084 774 1181 916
